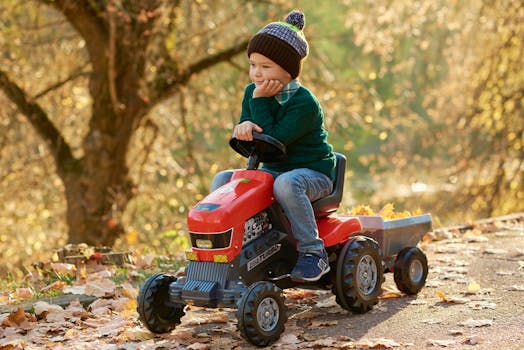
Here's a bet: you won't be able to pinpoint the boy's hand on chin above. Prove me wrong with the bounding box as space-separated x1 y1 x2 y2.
253 80 283 98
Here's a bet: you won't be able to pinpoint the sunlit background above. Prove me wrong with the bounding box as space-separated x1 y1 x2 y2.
0 0 522 276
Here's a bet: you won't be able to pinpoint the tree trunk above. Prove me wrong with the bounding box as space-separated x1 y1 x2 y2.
63 167 132 247
62 77 148 245
2 0 250 246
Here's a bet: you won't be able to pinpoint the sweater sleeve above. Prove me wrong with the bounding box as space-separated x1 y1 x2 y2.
249 92 319 145
239 84 254 123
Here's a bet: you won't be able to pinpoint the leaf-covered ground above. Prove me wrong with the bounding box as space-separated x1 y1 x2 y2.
1 215 523 349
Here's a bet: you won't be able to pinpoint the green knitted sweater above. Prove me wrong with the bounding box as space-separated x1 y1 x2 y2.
240 83 336 180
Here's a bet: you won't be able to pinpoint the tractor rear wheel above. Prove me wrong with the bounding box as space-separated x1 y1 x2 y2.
237 281 287 346
137 273 185 333
333 236 384 313
393 247 428 294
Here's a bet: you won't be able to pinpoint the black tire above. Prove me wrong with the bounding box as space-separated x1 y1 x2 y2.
137 273 185 333
393 247 428 294
237 281 287 347
333 236 384 313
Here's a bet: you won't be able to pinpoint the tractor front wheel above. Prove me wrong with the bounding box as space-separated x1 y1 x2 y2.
237 281 287 346
137 273 185 333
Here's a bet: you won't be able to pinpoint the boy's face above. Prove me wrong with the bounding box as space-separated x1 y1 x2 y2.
249 52 292 87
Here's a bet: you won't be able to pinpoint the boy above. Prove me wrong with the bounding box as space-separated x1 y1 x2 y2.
218 10 336 282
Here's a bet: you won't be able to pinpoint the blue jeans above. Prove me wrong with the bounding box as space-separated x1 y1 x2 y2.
210 168 333 253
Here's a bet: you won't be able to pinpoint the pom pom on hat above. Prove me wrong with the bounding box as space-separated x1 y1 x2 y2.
247 10 309 78
285 10 305 30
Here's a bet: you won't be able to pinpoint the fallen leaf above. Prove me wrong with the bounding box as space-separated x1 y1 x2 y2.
184 309 230 325
66 299 88 318
40 280 67 292
45 310 67 323
355 338 401 348
483 248 507 255
428 339 457 347
463 335 483 345
135 254 156 269
0 337 27 349
63 284 86 295
194 332 211 339
315 297 338 308
513 248 524 257
187 343 210 350
379 291 404 299
50 262 77 276
425 280 444 288
277 333 300 345
436 291 469 304
113 297 137 319
466 281 481 294
284 288 319 300
119 326 155 341
15 287 34 301
507 285 524 291
0 294 10 306
461 229 489 243
467 300 496 310
85 278 116 297
311 337 337 347
309 319 338 328
458 318 493 327
33 301 64 317
117 281 138 299
2 308 36 329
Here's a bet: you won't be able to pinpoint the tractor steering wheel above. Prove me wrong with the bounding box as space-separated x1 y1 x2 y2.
229 132 286 170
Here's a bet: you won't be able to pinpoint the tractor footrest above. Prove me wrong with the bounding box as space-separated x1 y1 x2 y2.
181 280 220 306
169 276 246 308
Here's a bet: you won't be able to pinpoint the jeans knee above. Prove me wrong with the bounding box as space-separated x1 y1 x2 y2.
273 174 303 203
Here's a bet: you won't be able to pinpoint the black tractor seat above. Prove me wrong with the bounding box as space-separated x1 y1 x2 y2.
312 152 346 217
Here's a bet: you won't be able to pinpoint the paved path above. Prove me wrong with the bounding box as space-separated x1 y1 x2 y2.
1 216 522 349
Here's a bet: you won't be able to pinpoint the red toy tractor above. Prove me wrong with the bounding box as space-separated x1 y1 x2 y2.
137 133 432 346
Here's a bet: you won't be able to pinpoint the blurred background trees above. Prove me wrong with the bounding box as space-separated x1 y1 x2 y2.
0 0 522 275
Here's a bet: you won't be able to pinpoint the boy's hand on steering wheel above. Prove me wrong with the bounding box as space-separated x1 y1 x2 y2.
233 121 263 141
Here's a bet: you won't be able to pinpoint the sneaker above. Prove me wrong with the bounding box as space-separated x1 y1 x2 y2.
291 250 330 282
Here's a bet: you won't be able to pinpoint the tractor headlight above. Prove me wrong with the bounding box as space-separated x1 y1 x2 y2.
189 229 233 249
195 239 213 249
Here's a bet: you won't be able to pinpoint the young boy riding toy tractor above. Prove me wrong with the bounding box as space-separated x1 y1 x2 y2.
137 132 432 346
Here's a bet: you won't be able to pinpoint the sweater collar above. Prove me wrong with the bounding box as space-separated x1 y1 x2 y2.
275 79 301 105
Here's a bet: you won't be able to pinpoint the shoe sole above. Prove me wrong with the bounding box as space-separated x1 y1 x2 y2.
291 266 331 283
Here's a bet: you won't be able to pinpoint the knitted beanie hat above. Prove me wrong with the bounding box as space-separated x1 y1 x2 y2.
247 10 309 79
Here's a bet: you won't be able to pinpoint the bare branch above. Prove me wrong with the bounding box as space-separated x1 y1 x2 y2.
33 63 91 100
151 37 249 104
0 69 76 173
182 38 249 80
39 0 108 73
107 0 120 115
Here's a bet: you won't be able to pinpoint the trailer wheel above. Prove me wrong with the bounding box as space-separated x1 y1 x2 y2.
393 247 428 294
137 273 185 333
333 236 384 313
237 281 287 346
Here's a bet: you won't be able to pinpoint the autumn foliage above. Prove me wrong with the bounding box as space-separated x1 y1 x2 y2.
0 0 522 277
